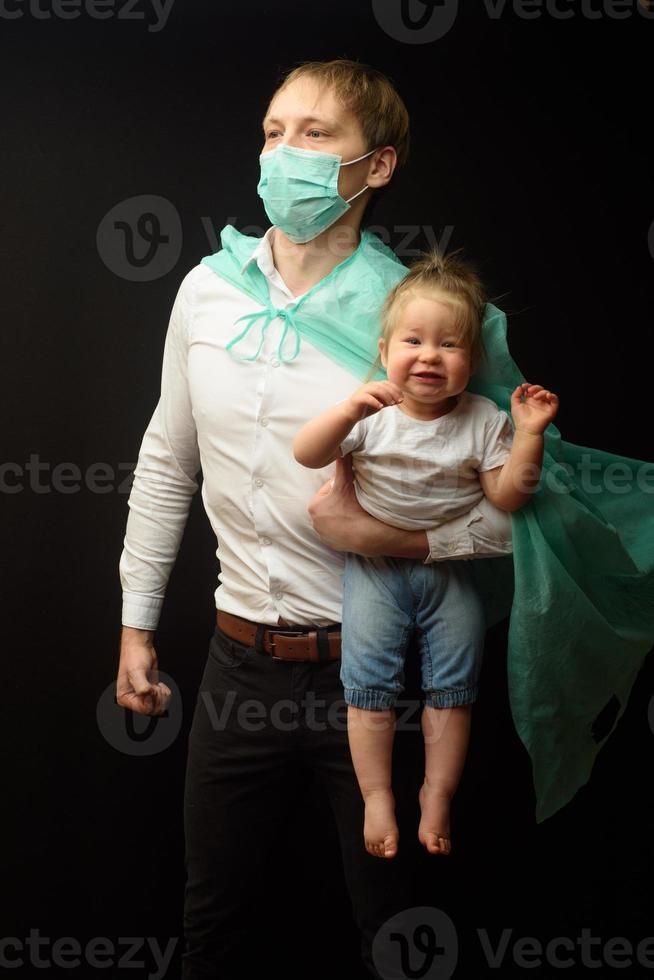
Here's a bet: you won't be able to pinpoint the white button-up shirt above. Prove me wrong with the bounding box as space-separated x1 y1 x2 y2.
119 226 366 630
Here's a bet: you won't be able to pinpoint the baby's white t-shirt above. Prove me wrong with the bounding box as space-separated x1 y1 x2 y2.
338 391 514 531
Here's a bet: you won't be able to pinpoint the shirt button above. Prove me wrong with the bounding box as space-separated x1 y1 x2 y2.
274 591 283 600
254 478 263 488
271 359 280 367
261 537 271 546
260 417 269 427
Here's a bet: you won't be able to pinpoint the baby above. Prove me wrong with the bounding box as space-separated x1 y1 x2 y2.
293 250 559 859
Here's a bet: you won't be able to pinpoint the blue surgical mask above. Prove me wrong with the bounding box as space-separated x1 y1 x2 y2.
257 143 378 244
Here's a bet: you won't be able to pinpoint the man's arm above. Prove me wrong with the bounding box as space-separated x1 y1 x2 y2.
354 518 430 560
119 268 202 631
312 487 431 558
116 270 201 716
309 493 430 559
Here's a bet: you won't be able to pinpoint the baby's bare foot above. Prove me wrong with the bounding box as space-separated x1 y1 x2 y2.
363 789 399 859
418 783 452 855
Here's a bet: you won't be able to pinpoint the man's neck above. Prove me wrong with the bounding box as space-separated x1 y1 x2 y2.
269 219 362 298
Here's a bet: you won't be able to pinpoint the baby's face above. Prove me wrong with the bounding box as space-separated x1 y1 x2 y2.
379 291 472 407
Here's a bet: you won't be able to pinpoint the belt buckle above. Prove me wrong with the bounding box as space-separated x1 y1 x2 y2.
269 629 309 661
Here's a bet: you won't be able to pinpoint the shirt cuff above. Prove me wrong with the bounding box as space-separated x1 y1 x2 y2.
422 526 473 565
121 593 164 631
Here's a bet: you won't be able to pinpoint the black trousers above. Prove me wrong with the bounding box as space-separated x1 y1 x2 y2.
181 620 427 979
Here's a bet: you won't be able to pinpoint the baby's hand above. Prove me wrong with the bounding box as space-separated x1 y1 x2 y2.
342 381 404 423
510 382 559 435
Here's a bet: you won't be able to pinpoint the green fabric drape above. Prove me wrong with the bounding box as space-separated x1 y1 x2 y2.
202 224 404 376
466 307 654 822
202 225 654 824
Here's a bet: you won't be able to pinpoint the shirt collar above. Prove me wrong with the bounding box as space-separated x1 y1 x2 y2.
240 225 298 302
240 225 277 277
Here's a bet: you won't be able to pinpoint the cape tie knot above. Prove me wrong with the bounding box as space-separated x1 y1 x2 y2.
226 305 301 364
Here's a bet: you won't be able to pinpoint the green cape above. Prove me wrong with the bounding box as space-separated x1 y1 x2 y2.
202 225 654 823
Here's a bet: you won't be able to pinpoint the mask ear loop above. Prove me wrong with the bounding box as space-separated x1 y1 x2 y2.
340 146 379 204
340 147 379 167
344 184 369 205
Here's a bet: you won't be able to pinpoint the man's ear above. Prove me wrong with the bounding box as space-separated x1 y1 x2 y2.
367 146 396 190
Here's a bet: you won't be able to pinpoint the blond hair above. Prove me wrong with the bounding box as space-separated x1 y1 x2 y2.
268 58 410 169
366 249 488 382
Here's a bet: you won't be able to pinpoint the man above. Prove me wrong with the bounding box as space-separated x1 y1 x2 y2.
116 59 512 979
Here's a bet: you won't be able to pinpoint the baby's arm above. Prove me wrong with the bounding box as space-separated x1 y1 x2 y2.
479 382 559 512
293 402 358 469
293 380 403 469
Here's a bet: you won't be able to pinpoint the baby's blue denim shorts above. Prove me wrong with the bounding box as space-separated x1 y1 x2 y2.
340 553 486 711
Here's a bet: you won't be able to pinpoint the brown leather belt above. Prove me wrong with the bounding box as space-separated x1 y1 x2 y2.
216 610 341 663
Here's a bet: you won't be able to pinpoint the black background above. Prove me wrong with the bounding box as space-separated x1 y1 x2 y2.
2 1 653 977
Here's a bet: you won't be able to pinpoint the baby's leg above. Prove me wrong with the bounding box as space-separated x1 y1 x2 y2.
347 706 398 859
424 494 513 563
340 553 414 859
412 558 487 854
419 705 472 855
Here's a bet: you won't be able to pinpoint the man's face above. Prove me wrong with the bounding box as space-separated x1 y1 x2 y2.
262 77 373 204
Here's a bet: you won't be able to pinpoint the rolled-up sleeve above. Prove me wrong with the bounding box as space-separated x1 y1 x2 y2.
119 269 202 630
